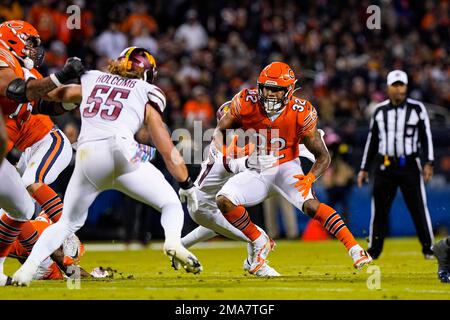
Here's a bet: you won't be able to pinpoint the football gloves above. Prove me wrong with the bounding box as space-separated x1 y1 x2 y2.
294 172 316 197
178 177 198 213
246 151 277 172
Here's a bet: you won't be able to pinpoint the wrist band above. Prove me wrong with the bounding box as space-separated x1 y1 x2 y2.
179 177 194 189
50 73 63 87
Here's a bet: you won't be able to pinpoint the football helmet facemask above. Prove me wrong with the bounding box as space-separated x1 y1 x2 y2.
257 61 297 113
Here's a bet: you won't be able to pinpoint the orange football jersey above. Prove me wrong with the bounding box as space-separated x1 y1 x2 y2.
229 88 318 165
5 113 54 152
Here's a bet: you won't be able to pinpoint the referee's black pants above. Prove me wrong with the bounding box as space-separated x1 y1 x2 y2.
367 157 434 259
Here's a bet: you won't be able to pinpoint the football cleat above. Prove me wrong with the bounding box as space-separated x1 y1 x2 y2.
62 234 85 266
170 255 182 271
433 239 450 283
255 264 281 277
349 245 373 269
164 243 202 274
243 257 251 272
244 258 280 277
244 237 276 271
249 231 275 274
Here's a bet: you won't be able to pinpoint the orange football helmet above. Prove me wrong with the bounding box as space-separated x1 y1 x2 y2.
0 20 43 69
257 62 297 113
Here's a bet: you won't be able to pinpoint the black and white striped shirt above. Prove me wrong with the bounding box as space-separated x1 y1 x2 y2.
360 98 434 171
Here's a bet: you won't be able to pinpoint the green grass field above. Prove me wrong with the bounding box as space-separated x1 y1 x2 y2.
1 237 449 300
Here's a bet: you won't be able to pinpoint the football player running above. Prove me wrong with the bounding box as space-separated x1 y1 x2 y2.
13 47 201 286
180 101 324 276
0 20 83 285
214 62 372 275
180 101 279 276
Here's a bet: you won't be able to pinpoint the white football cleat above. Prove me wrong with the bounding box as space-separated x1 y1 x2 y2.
243 257 251 271
244 258 280 277
255 263 281 277
12 260 39 286
349 244 373 269
164 243 202 274
243 242 253 271
62 233 85 266
170 255 182 271
249 231 275 274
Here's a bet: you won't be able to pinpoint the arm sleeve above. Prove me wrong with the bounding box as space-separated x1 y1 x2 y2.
360 114 379 171
417 103 434 164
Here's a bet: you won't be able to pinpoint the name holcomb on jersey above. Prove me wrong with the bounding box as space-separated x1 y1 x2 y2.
78 70 166 144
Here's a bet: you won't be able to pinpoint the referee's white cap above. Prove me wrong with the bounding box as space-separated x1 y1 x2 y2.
387 70 408 85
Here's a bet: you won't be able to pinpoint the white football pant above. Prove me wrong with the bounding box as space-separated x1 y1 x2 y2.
26 136 185 265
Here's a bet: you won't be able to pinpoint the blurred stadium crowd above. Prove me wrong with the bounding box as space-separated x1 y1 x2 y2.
1 0 449 243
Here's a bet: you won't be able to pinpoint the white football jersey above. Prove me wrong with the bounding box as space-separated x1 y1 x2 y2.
78 70 166 144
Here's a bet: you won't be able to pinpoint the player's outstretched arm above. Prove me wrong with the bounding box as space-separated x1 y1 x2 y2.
145 104 189 183
0 57 84 103
145 104 198 211
302 126 331 180
33 84 82 116
44 84 82 103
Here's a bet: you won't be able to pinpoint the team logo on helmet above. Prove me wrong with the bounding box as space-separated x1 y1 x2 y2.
6 22 23 30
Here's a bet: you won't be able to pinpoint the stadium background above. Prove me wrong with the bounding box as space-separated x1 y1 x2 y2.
1 0 449 243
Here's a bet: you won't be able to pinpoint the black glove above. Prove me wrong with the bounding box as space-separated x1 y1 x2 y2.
54 57 85 84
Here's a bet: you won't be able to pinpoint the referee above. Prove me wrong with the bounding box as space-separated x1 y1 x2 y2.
357 70 435 259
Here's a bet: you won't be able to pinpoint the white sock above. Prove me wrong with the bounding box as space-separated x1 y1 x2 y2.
160 203 184 246
182 226 217 248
